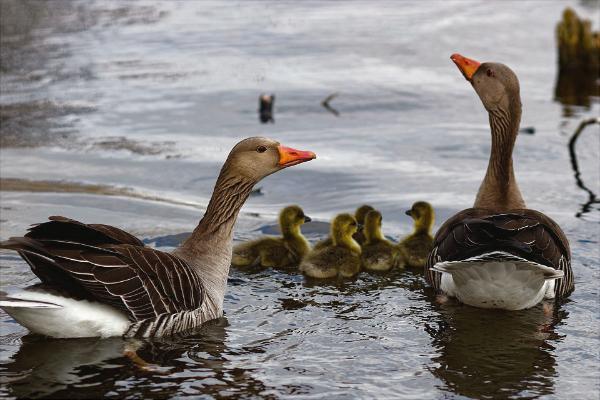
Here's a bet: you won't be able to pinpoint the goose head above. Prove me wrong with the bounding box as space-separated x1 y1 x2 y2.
279 205 311 233
224 137 316 182
331 213 358 246
364 210 384 244
450 53 520 115
405 201 434 234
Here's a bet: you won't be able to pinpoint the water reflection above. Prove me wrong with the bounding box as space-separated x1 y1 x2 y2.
0 318 275 399
554 71 600 117
426 300 566 399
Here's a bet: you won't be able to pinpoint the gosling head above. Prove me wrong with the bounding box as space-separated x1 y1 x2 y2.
354 204 375 228
363 210 384 244
450 53 521 117
223 137 316 182
331 213 358 246
405 201 434 234
279 205 311 233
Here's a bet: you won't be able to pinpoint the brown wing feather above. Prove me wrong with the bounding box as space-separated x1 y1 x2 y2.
424 208 573 299
1 217 204 321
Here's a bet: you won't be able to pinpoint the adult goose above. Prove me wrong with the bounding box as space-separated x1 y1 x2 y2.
425 54 574 310
0 137 316 337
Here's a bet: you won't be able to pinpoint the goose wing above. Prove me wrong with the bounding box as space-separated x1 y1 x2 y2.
1 217 204 321
424 208 573 298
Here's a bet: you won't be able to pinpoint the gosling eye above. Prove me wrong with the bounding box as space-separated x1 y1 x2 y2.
350 221 357 227
486 69 495 78
256 145 267 153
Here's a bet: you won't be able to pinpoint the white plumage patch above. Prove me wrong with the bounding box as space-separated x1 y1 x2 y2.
0 289 131 338
431 251 563 310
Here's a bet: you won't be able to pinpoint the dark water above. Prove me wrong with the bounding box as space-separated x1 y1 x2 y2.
1 1 599 398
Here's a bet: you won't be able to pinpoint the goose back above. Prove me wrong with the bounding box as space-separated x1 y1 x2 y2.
1 216 206 336
424 208 573 299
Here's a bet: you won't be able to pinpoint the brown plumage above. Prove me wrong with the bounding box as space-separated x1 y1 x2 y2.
425 55 573 306
0 137 316 337
1 217 204 322
425 208 573 298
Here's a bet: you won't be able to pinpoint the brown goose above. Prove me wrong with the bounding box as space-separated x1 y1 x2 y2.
0 137 316 337
425 54 574 310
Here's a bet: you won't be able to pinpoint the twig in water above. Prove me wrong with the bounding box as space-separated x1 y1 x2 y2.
321 93 340 116
568 117 600 217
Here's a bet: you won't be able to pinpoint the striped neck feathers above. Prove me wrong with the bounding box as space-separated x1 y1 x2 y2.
475 97 526 210
180 165 256 252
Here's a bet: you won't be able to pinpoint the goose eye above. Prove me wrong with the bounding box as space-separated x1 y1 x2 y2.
486 69 494 77
256 145 267 153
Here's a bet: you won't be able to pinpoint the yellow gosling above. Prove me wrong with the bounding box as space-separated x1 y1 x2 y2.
232 205 311 269
300 213 361 279
361 210 399 272
397 201 435 268
314 204 374 250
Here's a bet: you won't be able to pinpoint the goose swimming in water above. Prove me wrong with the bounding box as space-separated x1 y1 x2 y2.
425 54 574 310
314 204 374 250
0 137 316 338
300 213 362 279
361 210 398 272
397 201 435 268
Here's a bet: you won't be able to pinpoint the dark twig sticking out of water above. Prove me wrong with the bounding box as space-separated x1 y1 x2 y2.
259 94 275 123
568 117 600 217
321 93 340 116
519 126 535 135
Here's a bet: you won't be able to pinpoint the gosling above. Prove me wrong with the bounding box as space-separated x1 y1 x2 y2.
232 205 311 269
361 210 399 272
397 201 435 268
314 204 374 250
300 213 361 279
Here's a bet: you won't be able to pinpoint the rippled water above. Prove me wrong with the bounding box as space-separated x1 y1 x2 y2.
1 1 599 398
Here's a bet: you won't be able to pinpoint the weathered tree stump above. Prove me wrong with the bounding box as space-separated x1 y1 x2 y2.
554 8 600 111
556 7 599 72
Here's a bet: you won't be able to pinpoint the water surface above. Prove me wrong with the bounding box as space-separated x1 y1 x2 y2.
1 1 599 398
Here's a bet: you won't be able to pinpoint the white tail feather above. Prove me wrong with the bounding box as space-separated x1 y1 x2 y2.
0 289 130 338
431 251 563 310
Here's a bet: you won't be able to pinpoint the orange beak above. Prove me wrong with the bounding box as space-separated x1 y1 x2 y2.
451 53 481 81
278 145 316 167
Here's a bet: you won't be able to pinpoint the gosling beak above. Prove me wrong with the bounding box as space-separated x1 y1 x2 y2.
405 209 413 217
278 145 317 168
304 215 312 223
451 53 481 82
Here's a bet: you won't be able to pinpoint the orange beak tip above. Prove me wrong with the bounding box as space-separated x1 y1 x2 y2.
450 53 481 81
278 145 317 167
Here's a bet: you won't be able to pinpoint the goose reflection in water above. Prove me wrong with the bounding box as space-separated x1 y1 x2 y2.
0 318 277 399
426 298 566 398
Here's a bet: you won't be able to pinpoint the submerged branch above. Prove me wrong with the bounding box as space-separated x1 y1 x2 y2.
568 117 600 217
